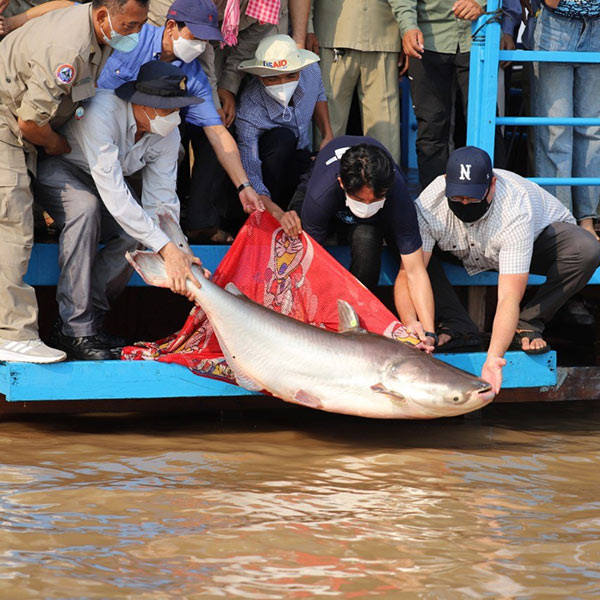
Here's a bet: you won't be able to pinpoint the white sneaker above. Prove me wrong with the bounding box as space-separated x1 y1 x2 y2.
0 338 66 364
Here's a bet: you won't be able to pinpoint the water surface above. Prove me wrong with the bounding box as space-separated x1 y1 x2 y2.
1 402 599 598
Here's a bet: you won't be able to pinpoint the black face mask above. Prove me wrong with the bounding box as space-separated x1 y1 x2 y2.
447 188 492 223
447 199 491 223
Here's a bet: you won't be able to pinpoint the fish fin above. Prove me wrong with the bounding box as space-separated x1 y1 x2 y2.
219 344 263 391
337 300 367 334
293 389 323 409
371 383 406 401
157 212 193 255
225 282 244 296
232 370 263 392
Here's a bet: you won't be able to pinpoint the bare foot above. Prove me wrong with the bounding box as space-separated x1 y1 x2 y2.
516 329 547 352
437 333 452 347
578 218 599 241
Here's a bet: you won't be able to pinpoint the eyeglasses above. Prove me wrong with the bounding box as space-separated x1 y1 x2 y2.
449 186 491 204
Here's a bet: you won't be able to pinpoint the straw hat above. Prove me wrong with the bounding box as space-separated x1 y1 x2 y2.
238 34 319 77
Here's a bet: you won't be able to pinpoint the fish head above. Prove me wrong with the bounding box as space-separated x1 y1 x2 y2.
379 356 495 417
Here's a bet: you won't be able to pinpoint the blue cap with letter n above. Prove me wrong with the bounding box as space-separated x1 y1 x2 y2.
445 146 493 201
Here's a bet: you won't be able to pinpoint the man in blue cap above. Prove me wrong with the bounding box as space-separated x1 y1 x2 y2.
415 146 600 393
98 0 264 239
34 61 207 360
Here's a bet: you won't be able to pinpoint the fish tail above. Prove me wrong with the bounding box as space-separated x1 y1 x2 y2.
126 250 169 288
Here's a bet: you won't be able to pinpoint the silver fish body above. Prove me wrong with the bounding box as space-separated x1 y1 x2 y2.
128 241 495 419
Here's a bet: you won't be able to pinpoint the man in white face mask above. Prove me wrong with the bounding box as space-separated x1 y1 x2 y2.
33 61 208 361
4 0 266 241
236 34 334 228
291 135 437 353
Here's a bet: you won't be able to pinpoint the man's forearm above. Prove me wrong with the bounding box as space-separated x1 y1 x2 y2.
18 118 60 147
289 0 310 46
394 267 419 326
487 297 520 359
204 125 249 188
406 267 436 332
313 101 333 141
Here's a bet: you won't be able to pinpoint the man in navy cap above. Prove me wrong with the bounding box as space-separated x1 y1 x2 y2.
34 61 207 360
98 0 264 240
415 146 600 393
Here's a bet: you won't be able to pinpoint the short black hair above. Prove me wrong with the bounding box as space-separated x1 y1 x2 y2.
339 144 395 198
92 0 149 12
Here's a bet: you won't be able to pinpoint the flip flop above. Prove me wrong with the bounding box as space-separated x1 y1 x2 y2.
511 330 551 355
434 327 483 353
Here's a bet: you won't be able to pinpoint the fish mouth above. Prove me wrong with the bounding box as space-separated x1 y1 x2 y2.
470 383 495 407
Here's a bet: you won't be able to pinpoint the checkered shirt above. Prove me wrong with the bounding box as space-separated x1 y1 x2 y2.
415 169 576 275
245 0 281 25
235 62 327 197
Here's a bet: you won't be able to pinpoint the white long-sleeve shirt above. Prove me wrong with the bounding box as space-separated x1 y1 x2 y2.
60 89 180 252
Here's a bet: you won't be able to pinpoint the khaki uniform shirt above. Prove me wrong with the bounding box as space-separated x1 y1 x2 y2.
0 3 110 163
148 0 288 106
391 0 486 54
309 0 402 53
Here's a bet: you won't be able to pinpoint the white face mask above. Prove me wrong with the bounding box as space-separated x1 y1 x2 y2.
172 32 207 63
263 80 299 106
345 194 386 219
144 108 181 137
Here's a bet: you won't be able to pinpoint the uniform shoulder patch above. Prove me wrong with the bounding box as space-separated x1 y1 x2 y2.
55 63 76 85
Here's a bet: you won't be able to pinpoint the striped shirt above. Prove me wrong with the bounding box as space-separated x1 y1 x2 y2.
235 62 327 197
415 170 576 275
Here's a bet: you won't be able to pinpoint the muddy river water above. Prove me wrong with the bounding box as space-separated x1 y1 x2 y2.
1 401 599 598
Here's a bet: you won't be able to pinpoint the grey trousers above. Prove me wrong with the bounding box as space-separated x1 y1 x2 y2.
429 221 600 336
34 158 140 337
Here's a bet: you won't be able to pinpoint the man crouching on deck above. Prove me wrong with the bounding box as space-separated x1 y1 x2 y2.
35 60 204 361
416 146 600 394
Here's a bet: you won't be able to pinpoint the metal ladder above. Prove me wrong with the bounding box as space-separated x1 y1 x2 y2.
467 0 600 188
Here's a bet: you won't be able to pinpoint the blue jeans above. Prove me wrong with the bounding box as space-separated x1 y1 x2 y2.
532 6 600 221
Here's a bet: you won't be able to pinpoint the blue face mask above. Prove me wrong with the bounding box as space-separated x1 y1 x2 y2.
102 11 140 53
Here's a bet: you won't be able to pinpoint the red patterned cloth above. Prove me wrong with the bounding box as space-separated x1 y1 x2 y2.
122 212 419 385
221 0 280 47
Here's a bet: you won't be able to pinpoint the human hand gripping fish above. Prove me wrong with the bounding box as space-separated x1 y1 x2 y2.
126 213 495 419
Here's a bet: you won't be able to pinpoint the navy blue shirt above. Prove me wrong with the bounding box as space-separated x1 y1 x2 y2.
301 136 422 256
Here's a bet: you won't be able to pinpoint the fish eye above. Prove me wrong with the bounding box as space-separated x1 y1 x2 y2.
452 396 460 403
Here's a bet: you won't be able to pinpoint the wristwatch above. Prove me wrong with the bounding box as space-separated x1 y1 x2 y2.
424 331 439 346
237 181 253 194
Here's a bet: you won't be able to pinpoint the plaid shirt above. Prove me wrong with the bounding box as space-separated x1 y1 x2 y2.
415 169 576 275
245 0 281 24
235 63 327 197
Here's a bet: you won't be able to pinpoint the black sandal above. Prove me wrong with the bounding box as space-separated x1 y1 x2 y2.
434 326 483 353
511 330 551 355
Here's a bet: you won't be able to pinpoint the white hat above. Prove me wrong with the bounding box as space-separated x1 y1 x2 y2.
238 34 319 77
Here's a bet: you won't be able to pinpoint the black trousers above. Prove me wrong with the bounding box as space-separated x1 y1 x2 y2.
428 222 600 335
336 220 384 292
409 50 470 190
186 125 230 231
259 127 313 210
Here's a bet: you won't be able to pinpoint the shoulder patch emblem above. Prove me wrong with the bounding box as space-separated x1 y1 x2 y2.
55 64 76 85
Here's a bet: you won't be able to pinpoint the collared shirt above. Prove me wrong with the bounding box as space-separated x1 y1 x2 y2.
301 136 422 256
148 0 289 103
391 0 486 54
309 0 402 53
0 3 110 133
235 63 327 197
97 23 222 128
59 89 180 252
415 170 576 275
